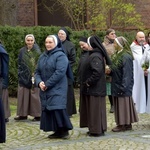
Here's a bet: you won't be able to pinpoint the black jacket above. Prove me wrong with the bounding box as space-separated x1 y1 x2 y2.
62 40 76 85
111 52 134 97
77 50 89 84
62 40 76 67
80 48 106 96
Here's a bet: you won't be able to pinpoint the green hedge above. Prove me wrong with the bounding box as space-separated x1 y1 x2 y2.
0 25 137 97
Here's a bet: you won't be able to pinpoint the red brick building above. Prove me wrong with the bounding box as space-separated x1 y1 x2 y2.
3 0 150 30
132 0 150 29
15 0 72 27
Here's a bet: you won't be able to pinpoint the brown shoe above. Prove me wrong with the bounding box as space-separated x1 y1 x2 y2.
125 124 132 130
112 125 126 132
14 116 27 120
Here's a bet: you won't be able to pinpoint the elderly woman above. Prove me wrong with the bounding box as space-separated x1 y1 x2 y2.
58 27 76 117
111 36 139 132
14 34 41 121
35 35 73 139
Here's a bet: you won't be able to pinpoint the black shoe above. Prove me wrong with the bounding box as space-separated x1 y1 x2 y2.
59 131 69 139
48 130 69 139
109 106 114 113
5 118 9 122
48 131 60 138
89 133 105 137
32 117 40 121
125 124 132 130
14 116 27 120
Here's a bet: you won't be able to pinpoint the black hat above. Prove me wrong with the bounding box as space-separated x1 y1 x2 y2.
79 37 87 43
88 35 112 65
59 27 70 41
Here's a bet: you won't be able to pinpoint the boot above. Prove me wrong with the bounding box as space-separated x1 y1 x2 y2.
109 105 114 113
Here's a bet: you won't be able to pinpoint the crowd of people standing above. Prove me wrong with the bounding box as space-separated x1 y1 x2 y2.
0 28 150 142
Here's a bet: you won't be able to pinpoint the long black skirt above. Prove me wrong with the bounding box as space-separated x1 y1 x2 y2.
0 98 6 143
66 84 77 116
40 109 73 132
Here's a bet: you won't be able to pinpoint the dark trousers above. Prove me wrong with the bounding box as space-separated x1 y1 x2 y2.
109 95 113 106
145 76 148 105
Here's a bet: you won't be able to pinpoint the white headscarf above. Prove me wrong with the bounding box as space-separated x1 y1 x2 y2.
47 35 58 46
25 34 35 42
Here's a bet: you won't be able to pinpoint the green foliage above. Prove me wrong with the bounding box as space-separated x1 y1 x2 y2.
112 2 144 30
0 25 139 96
47 0 145 30
142 62 149 71
23 50 40 76
56 0 86 30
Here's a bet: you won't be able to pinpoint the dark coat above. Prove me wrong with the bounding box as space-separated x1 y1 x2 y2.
18 44 41 89
0 44 9 79
77 50 89 84
0 44 9 89
2 75 8 89
62 40 76 86
0 44 8 143
62 40 76 67
111 52 134 97
35 47 68 111
80 48 106 96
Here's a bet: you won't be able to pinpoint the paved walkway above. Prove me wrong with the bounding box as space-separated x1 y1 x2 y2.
0 100 150 150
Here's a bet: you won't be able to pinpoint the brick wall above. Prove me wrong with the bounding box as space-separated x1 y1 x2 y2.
17 0 35 26
133 0 150 29
16 0 150 29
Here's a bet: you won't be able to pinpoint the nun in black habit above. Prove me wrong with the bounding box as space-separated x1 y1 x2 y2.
58 27 77 116
0 42 9 143
77 37 89 113
79 35 111 136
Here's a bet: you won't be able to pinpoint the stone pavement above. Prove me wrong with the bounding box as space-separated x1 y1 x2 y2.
0 100 150 150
